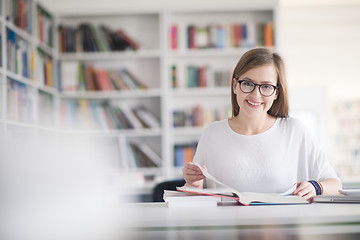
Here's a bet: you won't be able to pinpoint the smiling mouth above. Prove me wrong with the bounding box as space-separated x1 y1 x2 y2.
246 100 262 106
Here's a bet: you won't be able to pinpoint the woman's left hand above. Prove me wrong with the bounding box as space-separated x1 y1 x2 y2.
293 181 316 201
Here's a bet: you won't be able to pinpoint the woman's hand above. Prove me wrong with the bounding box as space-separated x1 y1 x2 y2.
182 162 206 188
293 181 316 201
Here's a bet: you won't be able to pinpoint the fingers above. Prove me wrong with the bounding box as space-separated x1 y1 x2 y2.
182 162 206 184
183 162 202 174
293 181 316 201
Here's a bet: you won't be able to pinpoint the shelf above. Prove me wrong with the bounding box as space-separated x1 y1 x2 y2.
38 85 59 96
4 120 57 131
60 128 163 137
5 21 35 43
172 87 229 97
170 47 268 58
6 71 36 87
37 41 56 56
59 49 162 61
60 89 162 99
172 127 204 136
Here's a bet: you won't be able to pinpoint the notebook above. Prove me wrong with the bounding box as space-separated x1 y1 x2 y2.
313 189 360 203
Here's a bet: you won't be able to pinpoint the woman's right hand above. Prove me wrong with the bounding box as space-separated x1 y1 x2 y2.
182 162 206 188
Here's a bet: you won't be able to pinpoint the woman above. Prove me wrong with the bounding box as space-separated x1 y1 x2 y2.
182 48 341 201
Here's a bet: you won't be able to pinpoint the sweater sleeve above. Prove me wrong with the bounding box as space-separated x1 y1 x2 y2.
294 118 340 182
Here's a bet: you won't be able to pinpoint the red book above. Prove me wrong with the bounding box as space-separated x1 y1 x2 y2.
199 66 207 87
84 65 96 91
188 25 196 49
95 70 114 91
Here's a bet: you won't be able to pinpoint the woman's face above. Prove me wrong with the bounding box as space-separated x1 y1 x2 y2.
233 64 278 120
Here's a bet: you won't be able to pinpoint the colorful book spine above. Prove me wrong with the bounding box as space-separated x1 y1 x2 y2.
6 29 33 79
59 24 140 53
59 100 160 130
174 143 198 167
182 21 274 49
37 4 54 47
173 105 231 127
6 0 33 34
7 79 34 123
37 48 54 87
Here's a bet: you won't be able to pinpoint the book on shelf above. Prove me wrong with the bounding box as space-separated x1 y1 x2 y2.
116 30 140 50
118 139 161 169
170 24 178 49
164 190 221 207
172 64 231 89
7 79 34 123
6 0 33 33
94 69 114 91
60 100 160 130
37 4 54 47
60 62 147 92
6 29 33 79
59 23 140 53
174 142 197 167
113 102 144 129
132 106 161 128
177 164 308 206
37 48 54 87
60 61 78 91
171 65 177 88
183 22 274 49
129 142 161 168
173 105 231 127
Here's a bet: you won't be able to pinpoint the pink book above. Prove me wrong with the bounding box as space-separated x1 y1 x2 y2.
170 24 178 49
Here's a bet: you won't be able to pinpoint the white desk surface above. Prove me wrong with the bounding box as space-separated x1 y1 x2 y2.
120 202 360 240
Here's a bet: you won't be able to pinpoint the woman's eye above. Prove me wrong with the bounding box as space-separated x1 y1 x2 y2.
243 81 253 86
262 85 272 89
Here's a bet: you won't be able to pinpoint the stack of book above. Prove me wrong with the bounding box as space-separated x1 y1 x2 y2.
7 29 33 79
59 23 139 53
183 21 273 50
61 63 147 92
163 190 222 207
173 105 231 128
59 101 160 130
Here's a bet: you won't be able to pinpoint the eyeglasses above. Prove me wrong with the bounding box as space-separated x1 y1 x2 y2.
236 79 278 97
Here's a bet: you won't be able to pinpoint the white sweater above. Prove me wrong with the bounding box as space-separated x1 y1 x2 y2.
193 117 340 193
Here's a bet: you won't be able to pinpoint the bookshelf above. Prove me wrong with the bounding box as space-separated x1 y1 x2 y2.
331 100 360 182
2 2 279 199
55 11 166 193
0 0 57 135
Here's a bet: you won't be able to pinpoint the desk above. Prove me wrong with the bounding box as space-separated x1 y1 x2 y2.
121 202 360 240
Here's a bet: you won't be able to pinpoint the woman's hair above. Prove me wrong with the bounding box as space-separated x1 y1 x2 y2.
231 48 289 118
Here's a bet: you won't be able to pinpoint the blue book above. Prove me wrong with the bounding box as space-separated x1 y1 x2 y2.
175 146 184 167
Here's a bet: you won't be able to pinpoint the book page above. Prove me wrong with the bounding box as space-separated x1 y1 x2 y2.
194 162 296 196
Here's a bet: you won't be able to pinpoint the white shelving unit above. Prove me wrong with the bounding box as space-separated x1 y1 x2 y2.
331 100 360 182
0 0 57 135
1 2 278 200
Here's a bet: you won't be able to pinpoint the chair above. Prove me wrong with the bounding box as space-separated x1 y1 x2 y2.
152 179 186 202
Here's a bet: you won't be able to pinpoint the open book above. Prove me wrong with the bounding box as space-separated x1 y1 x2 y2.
177 163 309 206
